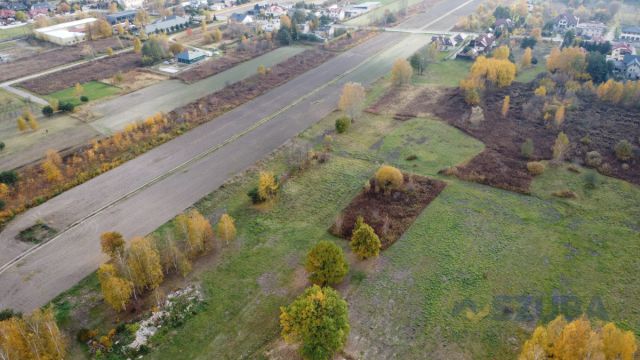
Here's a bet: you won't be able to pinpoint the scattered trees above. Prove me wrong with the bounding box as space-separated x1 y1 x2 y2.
216 213 236 244
519 315 637 360
337 82 365 120
0 307 67 359
546 47 587 79
304 241 348 286
98 263 134 311
390 58 412 86
350 216 381 259
280 285 349 360
126 236 164 292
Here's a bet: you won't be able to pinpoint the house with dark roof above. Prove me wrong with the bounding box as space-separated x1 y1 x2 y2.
229 13 253 24
472 33 495 53
494 18 512 31
623 54 640 79
620 25 640 42
554 13 579 33
431 35 458 51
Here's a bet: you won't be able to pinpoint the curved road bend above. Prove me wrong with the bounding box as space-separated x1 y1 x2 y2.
0 0 484 312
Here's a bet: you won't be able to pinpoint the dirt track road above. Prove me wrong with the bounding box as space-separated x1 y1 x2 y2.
0 0 484 312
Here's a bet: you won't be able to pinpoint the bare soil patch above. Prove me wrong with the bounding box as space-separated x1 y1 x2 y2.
433 84 640 190
177 45 276 84
330 173 446 249
366 85 443 118
0 38 130 83
19 51 141 95
101 69 168 93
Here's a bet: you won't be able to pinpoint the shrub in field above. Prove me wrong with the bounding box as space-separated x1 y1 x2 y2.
42 105 54 117
80 96 89 103
335 117 350 134
280 285 349 360
521 138 534 159
585 151 602 167
527 161 545 175
614 140 633 161
374 165 403 192
0 171 18 186
304 240 348 286
350 216 381 259
257 171 278 202
0 142 4 151
59 102 75 112
584 172 598 189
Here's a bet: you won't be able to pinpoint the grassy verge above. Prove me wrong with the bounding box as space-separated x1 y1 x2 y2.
46 81 121 106
0 24 32 40
51 81 640 359
412 58 471 87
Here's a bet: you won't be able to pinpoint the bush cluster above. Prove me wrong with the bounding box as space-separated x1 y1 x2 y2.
527 161 545 175
335 117 351 134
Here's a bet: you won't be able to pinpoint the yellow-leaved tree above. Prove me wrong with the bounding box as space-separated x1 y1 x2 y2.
16 116 28 132
521 47 532 68
519 315 637 360
258 171 279 202
0 307 67 359
338 82 366 120
390 58 413 86
126 236 164 291
98 263 133 311
217 213 237 244
546 47 587 78
552 131 570 163
493 45 510 60
502 95 510 118
185 209 214 256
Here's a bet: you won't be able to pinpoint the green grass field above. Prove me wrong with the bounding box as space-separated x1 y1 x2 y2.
413 58 472 87
46 81 121 106
0 24 32 40
52 76 640 359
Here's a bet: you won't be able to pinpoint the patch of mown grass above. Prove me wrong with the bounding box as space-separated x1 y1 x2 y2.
516 63 545 83
0 24 32 40
46 81 121 106
412 59 472 87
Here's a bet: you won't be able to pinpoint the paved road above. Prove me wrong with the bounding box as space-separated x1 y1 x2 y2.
0 0 484 312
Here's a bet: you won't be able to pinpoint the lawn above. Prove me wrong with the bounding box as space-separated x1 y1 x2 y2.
46 81 121 106
412 58 472 87
0 24 32 40
51 79 640 359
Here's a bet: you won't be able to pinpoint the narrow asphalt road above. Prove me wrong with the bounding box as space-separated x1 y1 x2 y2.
0 0 484 312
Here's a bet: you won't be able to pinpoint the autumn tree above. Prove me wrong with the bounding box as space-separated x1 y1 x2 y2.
213 27 222 42
615 140 633 161
280 15 292 29
258 171 279 202
98 263 133 311
337 82 365 120
97 19 113 38
552 131 570 163
390 58 412 86
217 213 236 244
42 150 63 183
257 64 266 75
519 315 637 360
521 47 532 68
375 165 403 192
546 47 587 79
534 85 547 97
493 45 510 60
280 285 350 360
502 95 510 117
16 116 28 132
74 82 84 97
126 236 164 291
101 231 125 259
468 55 517 88
0 307 67 359
350 217 381 259
133 37 142 54
182 209 213 256
22 109 38 130
554 105 565 127
304 241 348 286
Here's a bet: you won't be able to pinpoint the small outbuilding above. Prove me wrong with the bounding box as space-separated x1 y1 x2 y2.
177 49 206 64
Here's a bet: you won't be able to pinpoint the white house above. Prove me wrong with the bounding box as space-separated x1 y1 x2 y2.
608 43 635 62
117 0 144 9
624 54 640 79
325 5 345 21
554 13 579 33
34 17 97 45
265 5 286 18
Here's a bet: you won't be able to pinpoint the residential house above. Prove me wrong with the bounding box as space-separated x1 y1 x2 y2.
229 13 253 24
265 4 286 18
494 18 512 31
345 1 380 17
325 5 344 21
255 17 280 32
623 54 640 79
0 9 15 19
105 10 137 25
576 21 606 38
608 43 634 62
620 25 640 42
553 13 579 33
472 33 495 53
431 35 458 51
144 15 189 34
29 2 52 17
177 49 206 64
